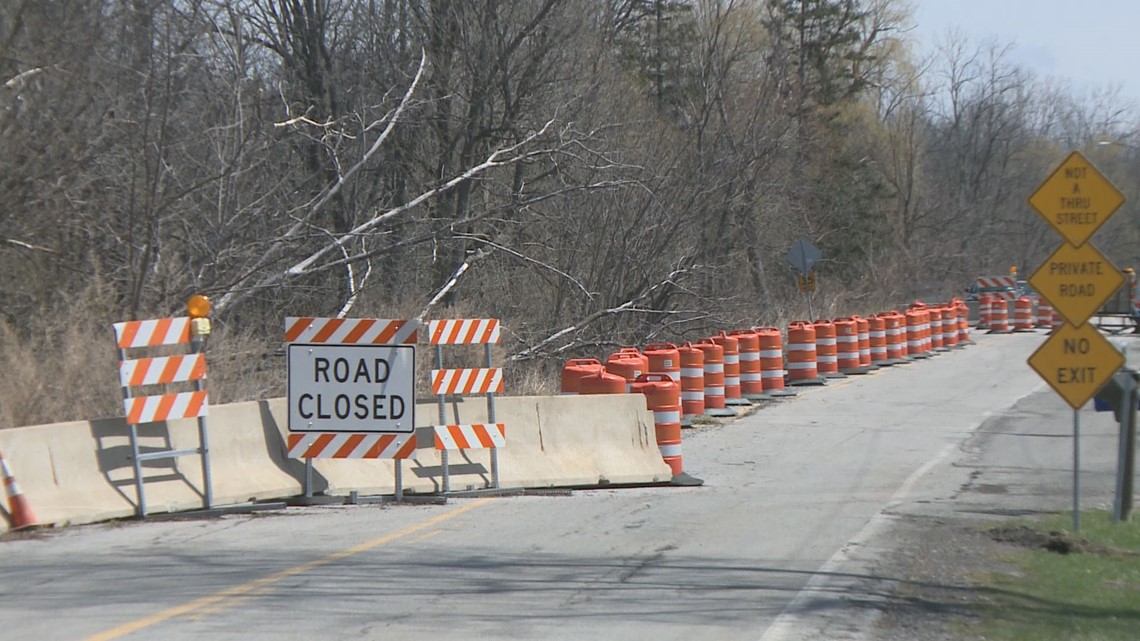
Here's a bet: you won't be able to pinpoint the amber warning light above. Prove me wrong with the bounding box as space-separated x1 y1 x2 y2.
187 294 212 337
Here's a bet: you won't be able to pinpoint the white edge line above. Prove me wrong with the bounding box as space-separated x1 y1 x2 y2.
758 376 1049 641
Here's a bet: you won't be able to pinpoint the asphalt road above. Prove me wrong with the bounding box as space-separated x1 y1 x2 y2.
1 329 1133 641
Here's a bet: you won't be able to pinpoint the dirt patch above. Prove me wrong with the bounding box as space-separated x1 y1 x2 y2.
989 525 1140 557
868 517 1021 641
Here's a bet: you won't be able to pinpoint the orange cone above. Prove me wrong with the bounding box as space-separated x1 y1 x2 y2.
1 453 38 531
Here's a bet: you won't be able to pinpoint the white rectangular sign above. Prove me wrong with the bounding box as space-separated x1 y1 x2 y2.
287 343 415 433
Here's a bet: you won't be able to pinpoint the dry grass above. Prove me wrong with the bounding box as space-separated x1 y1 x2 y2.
0 301 121 429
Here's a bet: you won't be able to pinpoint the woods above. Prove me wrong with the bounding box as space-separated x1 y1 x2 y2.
3 0 1139 427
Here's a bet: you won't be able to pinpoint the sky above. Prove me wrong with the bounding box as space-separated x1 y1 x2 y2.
908 0 1140 104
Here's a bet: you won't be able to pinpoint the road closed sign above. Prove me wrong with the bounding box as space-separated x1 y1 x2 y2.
287 343 415 433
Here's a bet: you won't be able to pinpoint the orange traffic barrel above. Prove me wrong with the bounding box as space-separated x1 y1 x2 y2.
929 306 945 350
853 316 872 368
1036 300 1054 328
605 350 647 392
833 318 864 374
989 298 1010 333
694 339 735 416
631 374 685 478
813 319 845 378
953 299 972 345
786 321 823 385
940 304 960 348
561 358 603 394
644 343 681 383
755 327 796 397
868 314 889 364
1013 296 1034 331
880 311 905 362
730 329 766 401
713 332 749 406
977 293 992 329
678 342 705 425
905 308 930 358
915 304 933 354
578 369 628 395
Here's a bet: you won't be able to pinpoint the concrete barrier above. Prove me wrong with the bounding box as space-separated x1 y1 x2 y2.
0 394 671 532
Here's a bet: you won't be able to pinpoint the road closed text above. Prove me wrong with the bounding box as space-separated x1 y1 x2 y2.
287 343 415 433
296 392 405 421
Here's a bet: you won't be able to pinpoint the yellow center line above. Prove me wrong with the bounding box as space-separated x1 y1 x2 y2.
409 529 446 544
83 498 491 641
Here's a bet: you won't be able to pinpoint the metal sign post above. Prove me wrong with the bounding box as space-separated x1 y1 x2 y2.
1027 151 1128 533
1073 409 1081 532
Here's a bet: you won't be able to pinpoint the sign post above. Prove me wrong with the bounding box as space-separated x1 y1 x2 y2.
788 239 821 321
1027 150 1127 531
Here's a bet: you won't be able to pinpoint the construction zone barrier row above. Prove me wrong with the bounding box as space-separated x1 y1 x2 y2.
558 299 990 480
0 297 1046 533
975 294 1063 332
0 394 671 533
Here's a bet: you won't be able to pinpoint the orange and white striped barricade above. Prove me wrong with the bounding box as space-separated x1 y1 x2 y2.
1052 308 1064 332
813 319 845 378
114 312 213 518
988 298 1011 333
713 332 750 407
1036 300 1055 329
285 317 419 501
786 321 824 386
904 308 931 359
678 343 706 426
632 374 703 486
694 339 736 416
1013 296 1035 332
644 343 681 383
730 329 767 401
428 318 506 494
977 293 993 329
834 318 867 375
754 327 796 397
561 358 603 394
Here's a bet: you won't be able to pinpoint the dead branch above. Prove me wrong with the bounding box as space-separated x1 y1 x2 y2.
214 49 427 312
4 237 58 254
509 264 693 362
215 116 557 314
415 249 491 323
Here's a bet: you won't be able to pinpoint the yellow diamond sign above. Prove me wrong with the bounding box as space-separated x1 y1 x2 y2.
1027 323 1124 409
1028 242 1124 326
1028 151 1125 247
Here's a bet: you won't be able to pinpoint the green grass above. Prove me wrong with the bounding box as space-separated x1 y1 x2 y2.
973 510 1140 641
